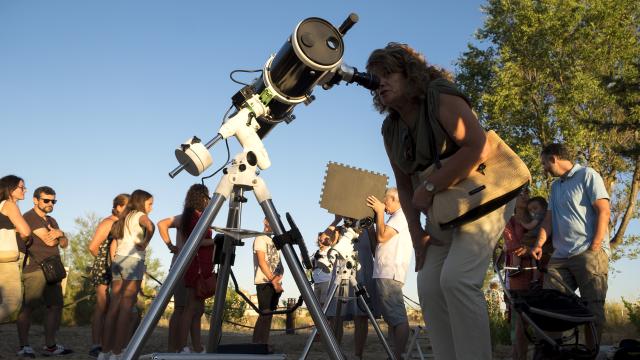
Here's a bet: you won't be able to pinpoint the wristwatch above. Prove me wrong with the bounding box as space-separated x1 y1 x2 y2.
423 181 436 193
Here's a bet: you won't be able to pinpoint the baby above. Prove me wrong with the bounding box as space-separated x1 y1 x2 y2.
312 230 337 306
512 196 548 281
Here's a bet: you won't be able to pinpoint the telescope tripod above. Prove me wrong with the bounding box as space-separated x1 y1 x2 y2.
122 152 344 360
300 257 395 360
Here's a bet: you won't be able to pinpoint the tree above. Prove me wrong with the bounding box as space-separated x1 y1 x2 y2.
62 213 101 325
455 0 640 261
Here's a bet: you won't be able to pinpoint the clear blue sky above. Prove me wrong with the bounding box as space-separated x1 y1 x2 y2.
1 0 638 306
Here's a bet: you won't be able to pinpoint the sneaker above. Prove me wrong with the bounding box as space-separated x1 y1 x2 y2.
97 352 110 360
41 344 73 356
108 353 121 360
179 347 191 354
89 346 102 358
17 346 36 358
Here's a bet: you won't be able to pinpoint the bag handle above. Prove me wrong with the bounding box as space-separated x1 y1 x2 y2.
423 98 443 170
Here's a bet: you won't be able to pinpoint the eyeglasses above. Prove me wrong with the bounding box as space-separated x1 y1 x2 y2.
18 186 27 191
40 199 57 204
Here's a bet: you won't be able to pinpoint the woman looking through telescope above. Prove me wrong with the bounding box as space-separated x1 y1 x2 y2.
366 42 515 360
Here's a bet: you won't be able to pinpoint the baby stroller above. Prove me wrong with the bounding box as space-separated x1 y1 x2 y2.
494 249 600 360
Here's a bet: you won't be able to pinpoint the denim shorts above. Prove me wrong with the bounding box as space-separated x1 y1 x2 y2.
375 278 408 327
111 255 145 281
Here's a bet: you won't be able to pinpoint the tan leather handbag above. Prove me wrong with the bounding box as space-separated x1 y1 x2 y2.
417 130 531 229
0 200 20 263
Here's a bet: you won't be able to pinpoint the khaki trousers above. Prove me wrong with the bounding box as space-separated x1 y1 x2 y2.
0 253 24 322
417 200 514 360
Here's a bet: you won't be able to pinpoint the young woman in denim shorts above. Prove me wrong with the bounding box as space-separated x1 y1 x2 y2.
102 190 155 360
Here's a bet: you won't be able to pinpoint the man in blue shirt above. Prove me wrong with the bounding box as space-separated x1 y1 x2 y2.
531 143 610 347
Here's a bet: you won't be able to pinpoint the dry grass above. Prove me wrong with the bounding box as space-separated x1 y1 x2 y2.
1 303 637 360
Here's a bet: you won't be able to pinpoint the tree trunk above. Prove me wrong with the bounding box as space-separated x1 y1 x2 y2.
611 155 640 246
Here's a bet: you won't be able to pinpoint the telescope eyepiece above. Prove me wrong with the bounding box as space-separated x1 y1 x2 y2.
351 70 379 91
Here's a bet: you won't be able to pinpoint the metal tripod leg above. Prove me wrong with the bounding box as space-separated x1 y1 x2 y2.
300 259 395 360
206 187 244 352
259 199 344 360
300 261 343 360
347 275 395 360
122 188 229 360
207 187 244 353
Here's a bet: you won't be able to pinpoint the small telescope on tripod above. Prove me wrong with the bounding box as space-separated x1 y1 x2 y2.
124 13 383 360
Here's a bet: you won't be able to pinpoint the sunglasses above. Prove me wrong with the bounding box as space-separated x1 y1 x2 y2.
40 199 57 204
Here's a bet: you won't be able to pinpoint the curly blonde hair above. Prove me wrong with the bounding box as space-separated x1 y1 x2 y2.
366 42 452 116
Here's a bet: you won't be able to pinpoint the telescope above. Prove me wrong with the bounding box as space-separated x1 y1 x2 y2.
169 13 379 178
122 14 382 360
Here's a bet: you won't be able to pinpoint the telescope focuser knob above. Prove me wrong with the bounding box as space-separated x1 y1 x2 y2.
304 95 316 106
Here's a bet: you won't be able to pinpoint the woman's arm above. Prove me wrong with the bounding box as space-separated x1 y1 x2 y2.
157 215 180 253
413 94 490 212
88 218 114 257
137 214 156 250
385 146 433 271
4 201 31 239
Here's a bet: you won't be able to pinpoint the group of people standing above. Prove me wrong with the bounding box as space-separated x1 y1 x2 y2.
0 179 215 360
0 178 157 360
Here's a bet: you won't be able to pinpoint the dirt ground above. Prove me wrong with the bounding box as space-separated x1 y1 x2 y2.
0 322 515 360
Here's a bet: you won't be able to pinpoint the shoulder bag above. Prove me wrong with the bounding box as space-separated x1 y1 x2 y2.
38 216 67 283
40 254 67 284
194 252 216 299
418 106 531 230
0 201 20 262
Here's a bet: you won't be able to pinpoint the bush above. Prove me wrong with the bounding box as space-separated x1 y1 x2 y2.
222 287 247 322
622 297 640 333
489 313 511 347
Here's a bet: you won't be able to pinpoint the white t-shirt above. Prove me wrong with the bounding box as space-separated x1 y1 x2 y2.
372 208 412 284
312 247 332 284
115 211 146 259
253 234 283 285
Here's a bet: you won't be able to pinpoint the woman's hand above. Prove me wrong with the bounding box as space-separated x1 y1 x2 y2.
414 231 431 272
167 243 179 254
512 246 529 257
413 226 448 272
412 186 435 215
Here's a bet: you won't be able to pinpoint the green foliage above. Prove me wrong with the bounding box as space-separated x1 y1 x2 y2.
221 286 247 323
62 213 101 325
456 0 640 260
622 297 640 333
489 312 511 348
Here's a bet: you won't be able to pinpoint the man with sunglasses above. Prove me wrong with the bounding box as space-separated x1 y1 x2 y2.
16 186 73 358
